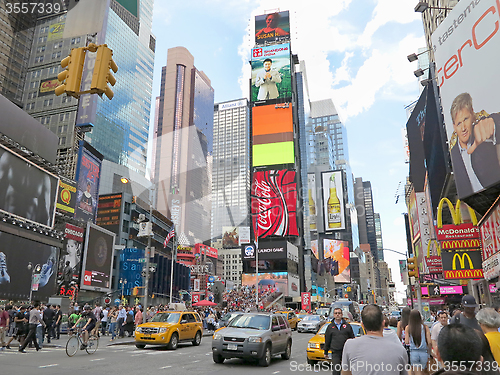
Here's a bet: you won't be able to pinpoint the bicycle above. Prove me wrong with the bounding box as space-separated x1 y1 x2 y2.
65 328 99 357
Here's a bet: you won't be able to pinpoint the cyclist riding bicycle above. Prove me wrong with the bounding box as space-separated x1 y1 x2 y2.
71 305 97 350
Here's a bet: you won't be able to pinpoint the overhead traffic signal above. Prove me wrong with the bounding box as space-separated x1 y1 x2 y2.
91 44 118 100
55 47 86 97
407 257 419 278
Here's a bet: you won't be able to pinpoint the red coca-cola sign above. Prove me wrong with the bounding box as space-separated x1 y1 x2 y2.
251 170 298 238
301 292 311 312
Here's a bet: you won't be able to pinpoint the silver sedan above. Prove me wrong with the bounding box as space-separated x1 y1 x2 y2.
297 315 326 333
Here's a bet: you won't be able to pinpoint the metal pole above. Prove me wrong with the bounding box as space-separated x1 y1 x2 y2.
29 270 33 304
255 239 259 311
169 225 176 306
143 187 153 324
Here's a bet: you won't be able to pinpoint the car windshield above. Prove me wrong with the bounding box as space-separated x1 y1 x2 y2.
352 324 364 337
151 313 180 323
317 321 331 334
223 312 242 321
302 315 321 322
228 315 270 330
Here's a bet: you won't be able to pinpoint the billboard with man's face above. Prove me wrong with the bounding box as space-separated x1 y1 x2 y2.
431 0 500 201
251 43 292 102
255 11 290 46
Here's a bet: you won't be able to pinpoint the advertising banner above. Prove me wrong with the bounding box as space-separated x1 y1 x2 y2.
241 240 287 261
56 223 84 297
56 176 77 215
324 239 350 283
255 11 290 46
441 250 484 279
80 222 115 292
192 293 200 304
0 230 58 301
307 173 318 232
74 142 103 223
432 0 500 200
194 243 218 259
252 104 294 167
425 256 443 274
251 170 298 238
118 247 144 296
222 226 239 248
301 292 311 312
436 223 480 242
239 226 251 245
480 200 500 261
288 273 300 297
408 188 420 240
421 285 464 295
96 193 122 234
0 144 58 228
251 43 292 102
483 251 500 280
47 21 64 41
39 78 60 96
321 170 345 231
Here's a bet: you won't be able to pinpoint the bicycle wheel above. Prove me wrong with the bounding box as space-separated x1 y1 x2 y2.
86 336 99 354
66 336 79 357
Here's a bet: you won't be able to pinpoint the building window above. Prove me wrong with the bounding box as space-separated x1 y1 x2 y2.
40 116 50 125
122 220 129 233
58 124 68 133
43 98 53 107
34 56 44 63
29 81 38 89
59 113 69 122
32 70 41 78
58 136 66 145
40 26 49 33
61 96 72 103
48 66 58 75
53 41 63 49
71 37 81 44
27 92 37 99
26 102 36 110
36 46 45 53
38 36 47 43
51 51 61 59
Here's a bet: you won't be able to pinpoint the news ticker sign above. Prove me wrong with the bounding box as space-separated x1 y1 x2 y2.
441 250 484 279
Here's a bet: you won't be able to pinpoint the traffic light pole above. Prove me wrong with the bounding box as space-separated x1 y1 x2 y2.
143 191 153 324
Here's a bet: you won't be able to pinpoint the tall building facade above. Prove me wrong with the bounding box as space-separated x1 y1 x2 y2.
154 47 214 246
18 0 155 178
211 99 250 242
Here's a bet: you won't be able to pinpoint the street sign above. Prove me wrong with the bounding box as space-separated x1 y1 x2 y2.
149 263 157 267
138 258 146 263
208 276 215 283
104 297 111 304
114 298 120 305
32 274 41 291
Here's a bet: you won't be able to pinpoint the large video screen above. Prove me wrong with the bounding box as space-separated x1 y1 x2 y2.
80 222 115 292
56 223 84 297
0 144 58 228
252 104 294 167
432 0 500 200
251 170 298 238
74 142 102 223
324 239 350 283
321 170 345 231
242 271 288 293
0 231 58 301
251 43 292 102
254 11 290 46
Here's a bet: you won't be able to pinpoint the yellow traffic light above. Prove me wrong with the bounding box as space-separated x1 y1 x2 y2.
407 257 419 278
55 47 86 97
133 287 139 296
90 44 118 100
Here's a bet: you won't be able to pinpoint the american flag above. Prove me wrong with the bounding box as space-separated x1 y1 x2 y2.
163 227 175 247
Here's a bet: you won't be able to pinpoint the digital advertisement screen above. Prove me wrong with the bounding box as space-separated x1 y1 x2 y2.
324 239 350 283
252 104 294 167
254 11 290 46
222 226 239 248
56 223 84 297
251 170 298 238
307 173 318 232
0 231 58 301
80 222 115 292
56 176 77 216
0 144 58 228
321 170 345 231
74 142 102 223
251 43 292 102
118 247 144 296
432 0 500 200
241 271 288 294
97 193 122 235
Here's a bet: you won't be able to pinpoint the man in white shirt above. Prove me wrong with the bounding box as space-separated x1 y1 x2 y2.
430 311 448 356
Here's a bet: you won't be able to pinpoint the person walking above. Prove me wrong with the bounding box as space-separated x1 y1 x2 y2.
18 302 44 353
101 306 109 336
431 311 448 358
117 305 126 338
42 304 55 343
477 308 500 363
405 310 432 375
108 306 118 341
53 305 62 340
324 307 355 375
0 304 9 351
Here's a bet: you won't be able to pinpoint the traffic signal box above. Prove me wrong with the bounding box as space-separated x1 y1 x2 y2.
91 44 118 100
407 257 419 278
55 47 86 98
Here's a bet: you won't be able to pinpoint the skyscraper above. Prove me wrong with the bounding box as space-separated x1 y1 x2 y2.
154 47 214 246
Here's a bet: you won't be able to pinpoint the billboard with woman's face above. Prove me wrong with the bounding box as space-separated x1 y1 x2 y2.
255 11 290 46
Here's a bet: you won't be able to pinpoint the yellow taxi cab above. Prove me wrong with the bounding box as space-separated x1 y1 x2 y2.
135 311 203 350
277 310 298 330
306 321 365 365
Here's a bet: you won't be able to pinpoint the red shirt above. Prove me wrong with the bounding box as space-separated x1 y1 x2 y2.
0 310 9 327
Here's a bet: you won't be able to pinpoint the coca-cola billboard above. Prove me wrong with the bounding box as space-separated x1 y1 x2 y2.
251 170 298 238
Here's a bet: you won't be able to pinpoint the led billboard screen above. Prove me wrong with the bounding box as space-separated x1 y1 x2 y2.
242 271 288 293
252 104 294 167
56 223 84 297
97 193 122 234
321 170 345 231
0 144 58 228
432 0 500 201
222 226 239 248
251 43 292 102
251 170 298 238
0 230 58 301
255 11 290 46
324 239 350 283
80 222 115 292
307 173 318 232
74 141 102 223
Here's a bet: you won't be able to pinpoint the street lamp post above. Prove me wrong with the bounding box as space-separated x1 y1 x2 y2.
27 262 41 304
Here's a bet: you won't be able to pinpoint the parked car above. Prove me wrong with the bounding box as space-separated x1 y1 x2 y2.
297 314 326 333
212 312 292 367
135 311 203 350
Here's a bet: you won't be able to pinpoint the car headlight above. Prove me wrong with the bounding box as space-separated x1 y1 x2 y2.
248 336 262 343
213 333 222 340
135 327 142 333
159 327 168 334
308 342 320 349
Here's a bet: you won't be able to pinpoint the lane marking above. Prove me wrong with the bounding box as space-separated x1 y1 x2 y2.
90 358 105 361
160 365 172 369
39 364 59 368
192 360 200 363
272 371 280 374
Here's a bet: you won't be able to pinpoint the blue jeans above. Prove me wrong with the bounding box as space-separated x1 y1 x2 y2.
410 350 428 368
108 322 116 339
36 325 44 348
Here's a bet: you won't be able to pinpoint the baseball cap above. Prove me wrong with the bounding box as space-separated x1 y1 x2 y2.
84 304 91 310
462 295 478 307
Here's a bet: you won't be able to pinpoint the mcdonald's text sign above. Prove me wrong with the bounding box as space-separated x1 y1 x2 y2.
436 223 479 242
441 250 483 280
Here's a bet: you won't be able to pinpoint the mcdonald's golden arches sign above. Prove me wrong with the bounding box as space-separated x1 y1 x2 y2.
441 250 483 280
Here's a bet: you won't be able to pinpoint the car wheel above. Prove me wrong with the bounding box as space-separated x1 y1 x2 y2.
259 344 272 367
135 344 146 349
307 358 317 365
168 332 178 350
213 353 224 364
192 331 202 346
281 340 292 360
